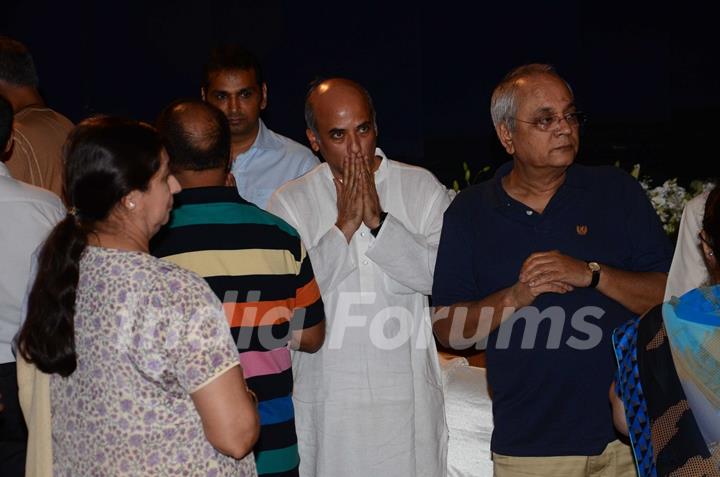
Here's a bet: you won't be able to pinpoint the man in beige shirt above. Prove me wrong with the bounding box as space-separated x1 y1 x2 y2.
0 36 73 197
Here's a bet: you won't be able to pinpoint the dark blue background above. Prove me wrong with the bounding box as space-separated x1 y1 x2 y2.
2 1 714 187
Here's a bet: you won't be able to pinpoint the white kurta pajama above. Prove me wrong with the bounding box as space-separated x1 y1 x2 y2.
268 149 450 477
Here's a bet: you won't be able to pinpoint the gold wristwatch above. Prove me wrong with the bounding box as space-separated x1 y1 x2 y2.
587 261 601 288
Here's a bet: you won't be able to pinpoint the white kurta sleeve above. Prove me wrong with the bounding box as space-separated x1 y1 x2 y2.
665 192 708 300
306 226 358 294
365 186 451 295
268 191 357 294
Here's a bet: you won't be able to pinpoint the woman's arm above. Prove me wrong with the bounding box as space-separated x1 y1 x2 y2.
191 365 260 459
609 381 629 436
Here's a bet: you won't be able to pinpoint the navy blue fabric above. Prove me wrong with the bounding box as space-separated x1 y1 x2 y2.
432 161 672 457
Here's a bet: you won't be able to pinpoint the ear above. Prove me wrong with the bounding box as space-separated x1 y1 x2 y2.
121 191 140 212
260 82 268 110
703 247 717 276
200 87 207 101
225 172 237 188
700 231 716 264
496 122 515 155
306 128 321 153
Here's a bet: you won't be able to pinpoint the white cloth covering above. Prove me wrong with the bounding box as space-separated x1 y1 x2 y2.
268 149 450 477
439 356 494 477
665 192 709 301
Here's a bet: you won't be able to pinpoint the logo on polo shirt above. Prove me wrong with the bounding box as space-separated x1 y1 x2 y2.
576 225 588 236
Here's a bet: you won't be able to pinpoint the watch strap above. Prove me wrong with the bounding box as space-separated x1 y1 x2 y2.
588 262 601 288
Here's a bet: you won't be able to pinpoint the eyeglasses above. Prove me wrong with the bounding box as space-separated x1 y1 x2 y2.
513 112 587 132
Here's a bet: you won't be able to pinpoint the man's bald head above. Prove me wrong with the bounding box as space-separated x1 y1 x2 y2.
302 78 379 177
156 98 231 172
304 78 377 137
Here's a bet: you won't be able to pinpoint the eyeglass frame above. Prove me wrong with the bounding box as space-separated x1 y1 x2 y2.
511 111 587 132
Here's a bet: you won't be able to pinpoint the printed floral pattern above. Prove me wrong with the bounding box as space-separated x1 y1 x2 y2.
50 246 256 476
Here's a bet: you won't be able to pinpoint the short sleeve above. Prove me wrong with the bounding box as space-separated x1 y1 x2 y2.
291 242 325 331
621 172 673 273
432 197 481 306
165 274 241 393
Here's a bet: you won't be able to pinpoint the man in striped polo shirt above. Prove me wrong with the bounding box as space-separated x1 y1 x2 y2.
152 99 325 477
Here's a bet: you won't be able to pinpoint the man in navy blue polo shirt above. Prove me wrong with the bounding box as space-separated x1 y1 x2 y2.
432 64 672 476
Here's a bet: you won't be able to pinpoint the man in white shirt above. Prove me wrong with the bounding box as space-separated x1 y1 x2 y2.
0 95 64 476
665 192 710 300
268 78 449 477
201 45 319 209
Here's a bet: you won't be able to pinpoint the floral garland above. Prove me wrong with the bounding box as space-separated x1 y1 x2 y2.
632 164 716 236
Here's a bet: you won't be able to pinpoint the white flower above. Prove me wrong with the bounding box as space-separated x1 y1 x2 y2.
637 169 715 235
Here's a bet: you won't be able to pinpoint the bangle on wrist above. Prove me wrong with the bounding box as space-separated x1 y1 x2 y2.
246 388 258 407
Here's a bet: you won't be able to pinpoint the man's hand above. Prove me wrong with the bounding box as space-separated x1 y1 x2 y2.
360 154 382 229
334 155 364 243
518 250 591 288
509 278 574 308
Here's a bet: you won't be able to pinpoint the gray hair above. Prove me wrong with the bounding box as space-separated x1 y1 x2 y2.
490 63 573 131
304 78 377 137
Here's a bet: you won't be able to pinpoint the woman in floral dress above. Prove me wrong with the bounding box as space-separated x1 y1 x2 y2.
16 117 259 476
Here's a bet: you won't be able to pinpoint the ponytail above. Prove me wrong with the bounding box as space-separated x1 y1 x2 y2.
16 116 163 377
17 214 88 377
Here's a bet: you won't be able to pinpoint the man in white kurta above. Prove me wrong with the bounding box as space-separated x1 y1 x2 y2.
268 78 449 477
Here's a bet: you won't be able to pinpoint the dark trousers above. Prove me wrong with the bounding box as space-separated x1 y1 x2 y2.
0 361 27 477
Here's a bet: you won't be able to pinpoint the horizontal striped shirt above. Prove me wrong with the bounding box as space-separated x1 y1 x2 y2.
151 187 324 476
